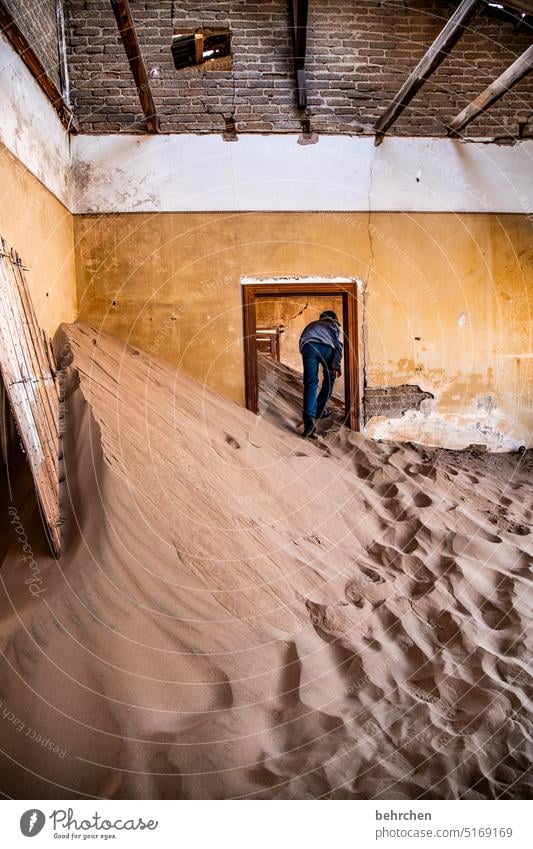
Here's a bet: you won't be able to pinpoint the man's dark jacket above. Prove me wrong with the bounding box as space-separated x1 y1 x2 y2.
299 317 343 371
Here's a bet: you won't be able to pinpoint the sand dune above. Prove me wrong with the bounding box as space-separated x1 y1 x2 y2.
0 323 531 799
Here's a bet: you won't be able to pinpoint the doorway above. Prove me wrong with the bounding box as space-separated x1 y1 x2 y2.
242 280 359 430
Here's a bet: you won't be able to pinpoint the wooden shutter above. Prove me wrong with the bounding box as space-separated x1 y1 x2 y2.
0 238 60 556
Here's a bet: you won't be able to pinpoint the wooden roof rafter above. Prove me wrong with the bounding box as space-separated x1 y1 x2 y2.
290 0 309 109
0 0 77 132
110 0 159 133
374 0 486 144
448 43 533 134
497 0 533 15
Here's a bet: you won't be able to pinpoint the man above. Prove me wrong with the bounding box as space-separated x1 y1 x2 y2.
299 310 343 438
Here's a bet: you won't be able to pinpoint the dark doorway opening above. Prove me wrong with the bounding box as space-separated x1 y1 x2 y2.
242 280 359 430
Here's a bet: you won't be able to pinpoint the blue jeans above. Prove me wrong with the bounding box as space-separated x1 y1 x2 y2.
301 342 336 420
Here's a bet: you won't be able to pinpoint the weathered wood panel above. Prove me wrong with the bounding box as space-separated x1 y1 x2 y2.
0 238 60 556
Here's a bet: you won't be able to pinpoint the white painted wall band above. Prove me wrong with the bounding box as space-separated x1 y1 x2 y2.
70 133 533 215
0 34 71 208
1 35 533 216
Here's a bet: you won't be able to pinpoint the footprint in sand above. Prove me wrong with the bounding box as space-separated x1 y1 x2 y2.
433 610 462 646
507 522 530 537
305 534 322 546
507 522 530 536
479 600 516 631
224 433 241 449
487 512 530 536
382 498 411 522
404 684 456 719
352 566 392 604
344 581 367 608
407 463 437 480
305 599 347 637
361 566 385 584
413 491 433 508
374 482 399 498
365 542 431 582
395 575 431 599
345 565 391 606
401 554 433 583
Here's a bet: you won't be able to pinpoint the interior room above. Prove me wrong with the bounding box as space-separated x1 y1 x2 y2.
0 0 531 807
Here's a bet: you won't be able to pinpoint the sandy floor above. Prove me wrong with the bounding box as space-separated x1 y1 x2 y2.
0 323 531 799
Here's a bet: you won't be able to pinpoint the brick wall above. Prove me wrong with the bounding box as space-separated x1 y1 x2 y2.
64 0 533 137
364 384 433 424
3 0 61 91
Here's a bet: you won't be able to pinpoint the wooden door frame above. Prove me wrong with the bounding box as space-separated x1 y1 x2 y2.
242 280 359 430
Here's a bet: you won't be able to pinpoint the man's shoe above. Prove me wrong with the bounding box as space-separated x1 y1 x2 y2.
303 417 316 438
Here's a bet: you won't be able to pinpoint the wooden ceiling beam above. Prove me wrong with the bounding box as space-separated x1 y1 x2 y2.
110 0 159 133
497 1 533 15
374 0 486 143
0 0 77 132
55 0 71 108
290 0 309 109
448 43 533 134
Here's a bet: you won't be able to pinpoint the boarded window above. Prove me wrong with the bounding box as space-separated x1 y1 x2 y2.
256 327 282 361
172 27 232 71
0 238 60 556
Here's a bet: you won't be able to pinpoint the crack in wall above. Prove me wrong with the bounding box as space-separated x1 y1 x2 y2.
361 144 378 423
287 298 309 321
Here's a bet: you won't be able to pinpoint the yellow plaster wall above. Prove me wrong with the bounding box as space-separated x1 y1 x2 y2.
73 211 532 448
0 142 77 338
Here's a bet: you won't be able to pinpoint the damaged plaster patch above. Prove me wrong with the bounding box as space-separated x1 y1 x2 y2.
297 132 319 146
367 406 524 453
458 312 467 326
0 37 71 206
364 384 433 424
70 135 533 215
241 276 354 286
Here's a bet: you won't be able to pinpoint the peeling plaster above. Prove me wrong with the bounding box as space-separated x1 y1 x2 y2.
0 35 71 206
367 405 525 453
364 384 434 424
71 134 533 215
241 276 355 286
